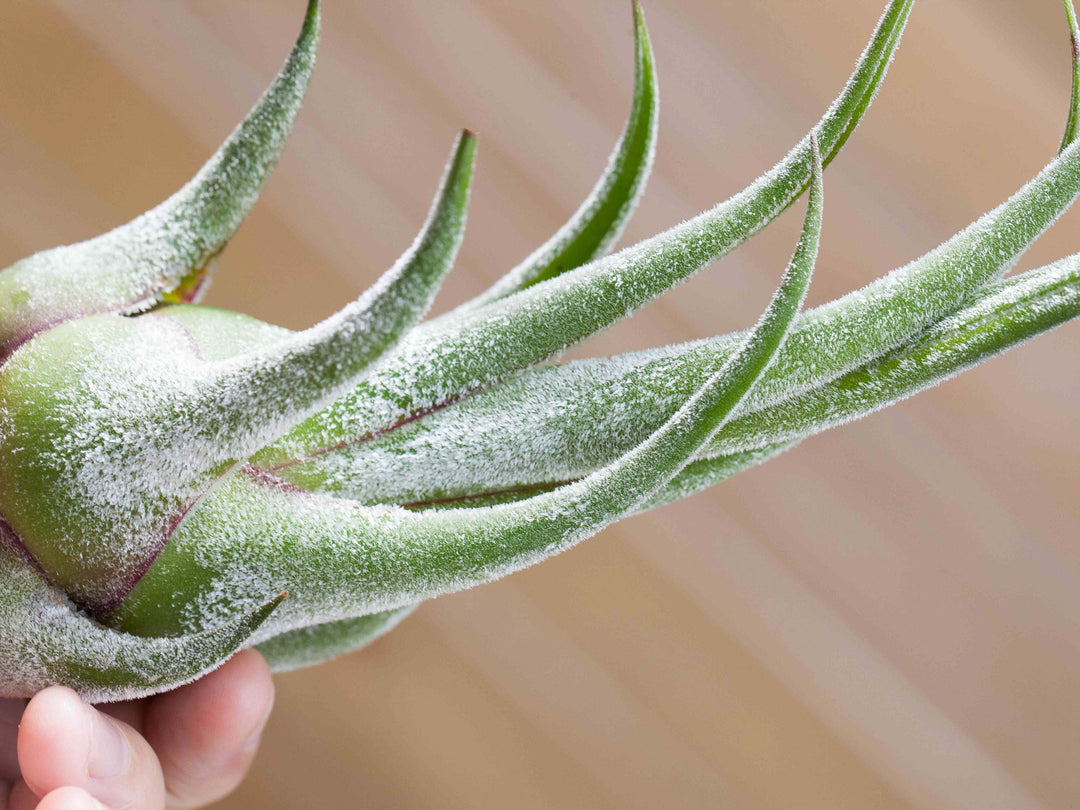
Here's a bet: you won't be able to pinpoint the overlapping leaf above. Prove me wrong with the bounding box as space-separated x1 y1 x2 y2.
109 138 824 637
266 128 1080 503
252 0 915 470
0 131 475 614
0 526 282 702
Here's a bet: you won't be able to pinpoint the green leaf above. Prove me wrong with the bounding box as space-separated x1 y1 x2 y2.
262 121 1080 504
457 0 659 310
1062 0 1080 153
0 527 282 702
0 131 474 615
257 606 415 672
108 137 823 638
193 129 476 461
254 0 914 469
0 0 321 362
633 443 796 513
708 256 1080 457
281 253 1080 509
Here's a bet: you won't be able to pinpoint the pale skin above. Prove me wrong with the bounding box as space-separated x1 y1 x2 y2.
0 650 274 810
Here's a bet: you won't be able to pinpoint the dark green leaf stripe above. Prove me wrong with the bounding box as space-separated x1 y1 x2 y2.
1062 0 1080 154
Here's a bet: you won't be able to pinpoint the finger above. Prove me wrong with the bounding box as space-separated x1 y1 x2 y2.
143 650 273 809
17 687 164 810
32 786 109 810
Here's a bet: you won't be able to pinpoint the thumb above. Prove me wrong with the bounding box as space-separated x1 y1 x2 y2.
17 687 164 810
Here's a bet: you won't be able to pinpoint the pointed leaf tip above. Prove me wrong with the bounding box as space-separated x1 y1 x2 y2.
0 0 322 361
260 0 909 468
114 131 824 637
1061 0 1080 153
189 129 476 463
372 129 820 602
455 0 659 310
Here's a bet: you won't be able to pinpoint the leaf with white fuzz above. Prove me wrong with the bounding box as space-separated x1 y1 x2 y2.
301 256 1080 510
256 606 415 673
255 0 914 469
0 526 282 703
108 136 823 637
0 0 321 362
0 131 474 614
457 0 659 310
264 133 1080 503
191 130 476 461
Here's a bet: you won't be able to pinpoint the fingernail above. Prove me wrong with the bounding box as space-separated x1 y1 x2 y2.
86 707 130 779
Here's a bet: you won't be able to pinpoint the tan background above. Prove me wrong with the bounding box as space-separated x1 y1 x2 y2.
3 1 1080 807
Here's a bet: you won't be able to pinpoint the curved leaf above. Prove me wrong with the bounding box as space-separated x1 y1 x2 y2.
254 0 914 469
193 129 476 461
263 121 1080 501
0 0 321 362
280 254 1080 507
0 524 281 702
108 138 823 637
458 0 659 310
257 606 415 672
0 132 475 615
1063 0 1080 153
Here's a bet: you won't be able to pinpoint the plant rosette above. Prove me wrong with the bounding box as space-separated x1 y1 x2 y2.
0 0 1079 703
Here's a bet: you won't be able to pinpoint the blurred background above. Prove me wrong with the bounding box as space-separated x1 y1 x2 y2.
3 1 1080 807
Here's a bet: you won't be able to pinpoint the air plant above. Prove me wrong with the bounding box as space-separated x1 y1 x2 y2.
0 0 1078 703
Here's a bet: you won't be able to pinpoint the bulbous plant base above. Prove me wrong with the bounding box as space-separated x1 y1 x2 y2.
1 0 1079 702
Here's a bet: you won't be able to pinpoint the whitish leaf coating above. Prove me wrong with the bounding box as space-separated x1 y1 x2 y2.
295 255 1080 508
0 522 282 702
253 0 914 470
0 132 473 614
0 2 320 361
457 0 659 310
7 0 1080 698
107 138 824 638
256 606 415 673
263 133 1080 504
189 130 476 462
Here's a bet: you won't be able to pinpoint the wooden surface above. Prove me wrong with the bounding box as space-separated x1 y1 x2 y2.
3 1 1080 807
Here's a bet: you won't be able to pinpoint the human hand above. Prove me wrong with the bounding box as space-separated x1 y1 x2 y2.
0 650 273 810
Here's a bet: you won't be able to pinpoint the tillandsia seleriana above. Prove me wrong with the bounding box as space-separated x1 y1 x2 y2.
1 0 1079 703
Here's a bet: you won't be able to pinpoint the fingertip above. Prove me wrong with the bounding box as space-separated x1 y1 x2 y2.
18 687 163 810
18 687 92 794
146 650 274 807
177 649 274 749
35 786 109 810
9 781 109 810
